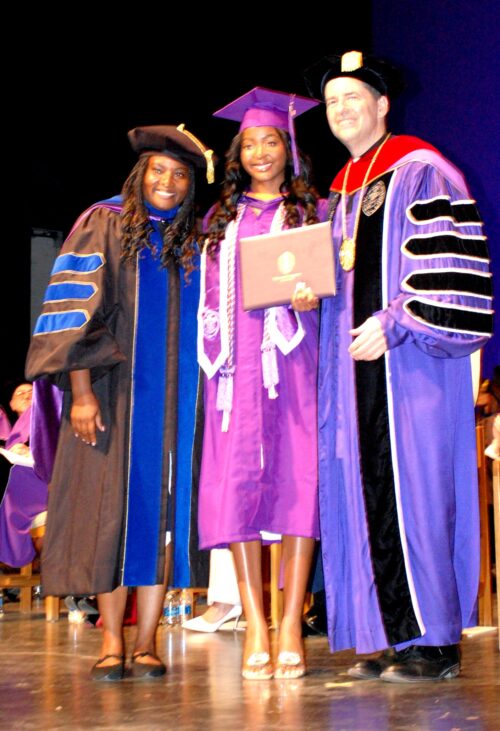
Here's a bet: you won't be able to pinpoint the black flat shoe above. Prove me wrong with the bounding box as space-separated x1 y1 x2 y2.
131 651 167 679
380 644 461 683
91 654 125 681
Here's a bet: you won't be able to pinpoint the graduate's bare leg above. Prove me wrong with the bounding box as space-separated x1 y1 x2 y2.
95 586 129 667
132 543 171 666
231 540 273 678
276 535 316 678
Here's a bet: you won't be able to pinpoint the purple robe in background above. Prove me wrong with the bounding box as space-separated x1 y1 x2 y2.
0 467 47 567
0 382 62 567
198 197 327 548
319 137 493 654
5 407 31 449
31 379 64 484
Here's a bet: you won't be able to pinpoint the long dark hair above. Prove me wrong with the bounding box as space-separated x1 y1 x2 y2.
206 129 319 253
120 153 198 276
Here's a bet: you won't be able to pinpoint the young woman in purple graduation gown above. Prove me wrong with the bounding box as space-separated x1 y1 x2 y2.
197 89 327 679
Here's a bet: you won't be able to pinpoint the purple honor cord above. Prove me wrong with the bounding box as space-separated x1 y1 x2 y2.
288 96 300 177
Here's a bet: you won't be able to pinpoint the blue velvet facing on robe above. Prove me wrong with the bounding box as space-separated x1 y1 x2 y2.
25 197 204 595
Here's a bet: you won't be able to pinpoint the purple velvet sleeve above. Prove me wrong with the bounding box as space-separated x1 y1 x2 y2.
374 161 493 358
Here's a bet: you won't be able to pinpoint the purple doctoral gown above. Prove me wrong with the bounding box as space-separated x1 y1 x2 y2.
198 197 327 548
319 137 493 653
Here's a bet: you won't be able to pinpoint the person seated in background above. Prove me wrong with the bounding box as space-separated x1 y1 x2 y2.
0 380 61 568
2 383 33 453
0 383 34 503
476 367 500 421
485 414 500 461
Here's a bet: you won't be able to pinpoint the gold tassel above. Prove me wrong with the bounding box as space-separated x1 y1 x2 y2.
177 123 215 184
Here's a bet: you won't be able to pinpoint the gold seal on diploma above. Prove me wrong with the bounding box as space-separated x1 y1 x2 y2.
277 251 296 276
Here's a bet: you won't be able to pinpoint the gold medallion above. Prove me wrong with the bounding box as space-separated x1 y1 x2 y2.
340 133 391 271
339 237 356 271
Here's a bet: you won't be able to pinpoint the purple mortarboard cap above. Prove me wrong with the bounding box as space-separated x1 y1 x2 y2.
213 87 320 176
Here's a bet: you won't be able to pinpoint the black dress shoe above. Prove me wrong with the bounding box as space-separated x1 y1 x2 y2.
302 611 328 637
347 648 401 679
302 592 328 637
131 652 167 679
91 654 125 681
380 644 461 683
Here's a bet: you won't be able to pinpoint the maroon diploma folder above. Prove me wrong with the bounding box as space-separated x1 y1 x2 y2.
239 221 335 310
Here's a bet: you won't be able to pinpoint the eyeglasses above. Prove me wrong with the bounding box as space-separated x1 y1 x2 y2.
13 388 32 398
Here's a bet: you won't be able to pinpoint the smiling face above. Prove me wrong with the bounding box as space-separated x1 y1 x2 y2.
324 77 389 158
240 126 288 194
142 154 191 210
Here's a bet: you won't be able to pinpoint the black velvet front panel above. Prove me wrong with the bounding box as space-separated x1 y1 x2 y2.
353 172 422 646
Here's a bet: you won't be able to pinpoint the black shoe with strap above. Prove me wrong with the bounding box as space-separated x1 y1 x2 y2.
90 654 125 681
131 651 167 679
380 644 461 683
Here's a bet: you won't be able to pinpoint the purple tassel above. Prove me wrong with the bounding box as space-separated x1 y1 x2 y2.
288 96 300 177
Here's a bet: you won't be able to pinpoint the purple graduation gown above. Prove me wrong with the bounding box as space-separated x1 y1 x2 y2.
198 197 327 548
319 137 493 653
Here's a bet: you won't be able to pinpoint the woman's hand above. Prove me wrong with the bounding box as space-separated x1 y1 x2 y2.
9 443 31 456
70 370 106 446
291 282 319 312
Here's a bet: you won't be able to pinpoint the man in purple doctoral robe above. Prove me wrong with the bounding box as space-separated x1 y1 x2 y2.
301 51 493 681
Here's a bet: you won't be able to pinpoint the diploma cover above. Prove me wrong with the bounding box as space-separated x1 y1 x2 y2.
239 221 335 310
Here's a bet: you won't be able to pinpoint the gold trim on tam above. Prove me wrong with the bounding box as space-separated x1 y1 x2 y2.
176 123 215 184
341 51 363 73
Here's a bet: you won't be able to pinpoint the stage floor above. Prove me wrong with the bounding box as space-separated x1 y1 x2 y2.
0 605 498 730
